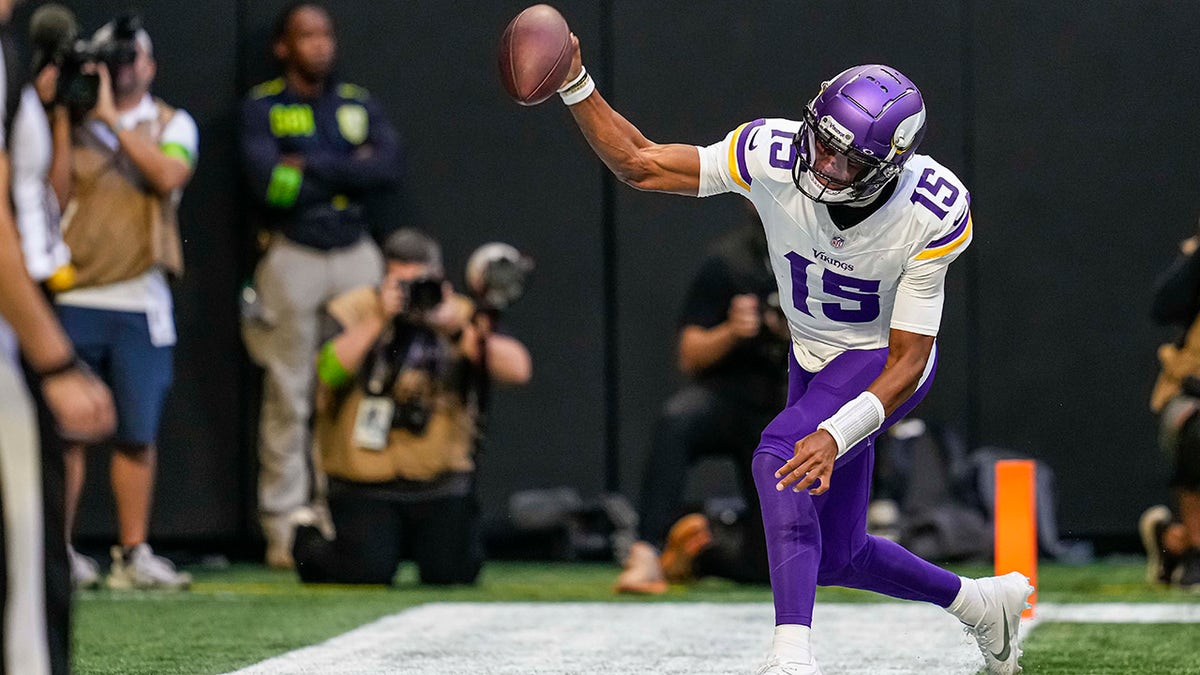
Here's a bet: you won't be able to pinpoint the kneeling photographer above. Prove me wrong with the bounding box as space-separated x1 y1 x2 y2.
295 228 532 585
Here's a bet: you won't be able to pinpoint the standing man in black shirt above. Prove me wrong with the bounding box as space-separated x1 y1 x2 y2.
617 211 789 592
240 1 403 568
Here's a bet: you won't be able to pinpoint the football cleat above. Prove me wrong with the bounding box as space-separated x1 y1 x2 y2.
963 572 1034 675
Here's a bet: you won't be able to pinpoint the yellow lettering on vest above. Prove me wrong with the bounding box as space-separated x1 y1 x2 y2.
269 104 316 137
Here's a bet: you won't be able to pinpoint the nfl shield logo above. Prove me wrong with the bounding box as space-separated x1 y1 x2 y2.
831 236 845 249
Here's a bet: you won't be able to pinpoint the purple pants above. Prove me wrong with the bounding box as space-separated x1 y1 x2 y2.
753 345 961 626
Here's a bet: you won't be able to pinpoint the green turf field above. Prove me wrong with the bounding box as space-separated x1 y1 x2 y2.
73 559 1200 674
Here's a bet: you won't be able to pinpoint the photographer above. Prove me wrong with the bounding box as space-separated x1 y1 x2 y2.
1145 224 1200 588
292 228 530 585
54 15 197 590
617 212 788 593
14 4 74 291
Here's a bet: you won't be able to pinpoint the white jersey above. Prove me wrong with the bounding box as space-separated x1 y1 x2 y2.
697 118 972 372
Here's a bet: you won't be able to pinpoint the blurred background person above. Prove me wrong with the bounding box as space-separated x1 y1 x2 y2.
13 3 73 293
6 3 83 668
616 211 787 593
239 1 403 569
291 228 531 585
0 1 115 671
1145 220 1200 588
55 14 197 590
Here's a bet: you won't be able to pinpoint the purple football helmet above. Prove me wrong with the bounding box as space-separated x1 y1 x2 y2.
792 65 926 204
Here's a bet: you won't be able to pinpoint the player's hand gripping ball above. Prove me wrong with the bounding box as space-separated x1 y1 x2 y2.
497 4 572 105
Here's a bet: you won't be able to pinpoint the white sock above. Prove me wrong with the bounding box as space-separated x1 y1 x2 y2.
771 624 813 664
946 576 986 626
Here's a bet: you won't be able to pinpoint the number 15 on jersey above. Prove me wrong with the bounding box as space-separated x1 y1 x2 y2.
785 251 881 324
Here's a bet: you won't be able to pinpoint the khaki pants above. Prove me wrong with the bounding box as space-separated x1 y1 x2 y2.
243 235 382 541
0 359 51 675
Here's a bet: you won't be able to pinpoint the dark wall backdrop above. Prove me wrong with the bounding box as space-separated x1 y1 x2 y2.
31 0 1197 546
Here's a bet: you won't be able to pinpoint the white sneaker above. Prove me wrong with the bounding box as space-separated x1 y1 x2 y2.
754 656 824 675
106 544 192 590
963 572 1034 675
68 546 100 590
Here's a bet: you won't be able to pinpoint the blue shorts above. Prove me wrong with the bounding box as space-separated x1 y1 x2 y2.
57 306 173 445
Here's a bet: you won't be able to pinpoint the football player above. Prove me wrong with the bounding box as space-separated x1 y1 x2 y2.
547 36 1034 675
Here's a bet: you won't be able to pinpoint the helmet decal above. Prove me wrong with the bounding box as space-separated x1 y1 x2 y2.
892 108 926 154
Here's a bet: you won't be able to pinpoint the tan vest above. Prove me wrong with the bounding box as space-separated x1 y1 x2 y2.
315 287 478 483
62 99 184 288
1151 313 1200 413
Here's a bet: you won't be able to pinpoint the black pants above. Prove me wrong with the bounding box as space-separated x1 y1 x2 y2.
638 384 773 584
1174 412 1200 492
294 481 483 586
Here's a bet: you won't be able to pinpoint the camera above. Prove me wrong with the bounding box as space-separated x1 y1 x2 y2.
465 243 534 312
398 276 442 316
56 12 143 120
392 397 432 435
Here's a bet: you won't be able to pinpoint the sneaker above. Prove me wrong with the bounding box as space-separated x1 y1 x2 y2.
963 572 1034 675
659 513 712 583
106 544 192 590
613 541 667 595
1139 505 1180 585
754 656 824 675
263 507 326 570
68 546 100 590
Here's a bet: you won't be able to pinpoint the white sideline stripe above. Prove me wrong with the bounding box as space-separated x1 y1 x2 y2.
226 601 1200 675
1036 602 1200 623
226 602 983 675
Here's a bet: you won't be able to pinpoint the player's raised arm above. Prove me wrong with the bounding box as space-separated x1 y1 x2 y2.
558 35 700 196
497 5 700 195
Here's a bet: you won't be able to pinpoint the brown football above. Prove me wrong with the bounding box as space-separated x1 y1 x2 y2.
497 4 572 106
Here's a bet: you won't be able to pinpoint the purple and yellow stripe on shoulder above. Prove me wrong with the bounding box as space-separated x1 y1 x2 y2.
916 205 972 260
727 118 766 191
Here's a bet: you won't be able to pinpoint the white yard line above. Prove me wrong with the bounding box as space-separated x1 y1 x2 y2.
226 601 1200 675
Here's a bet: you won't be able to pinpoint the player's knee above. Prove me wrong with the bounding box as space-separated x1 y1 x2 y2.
751 451 785 494
751 452 820 542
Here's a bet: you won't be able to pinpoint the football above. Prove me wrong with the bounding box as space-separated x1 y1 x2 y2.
497 4 573 106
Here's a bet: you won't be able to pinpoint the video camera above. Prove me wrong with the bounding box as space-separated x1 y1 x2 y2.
30 5 143 121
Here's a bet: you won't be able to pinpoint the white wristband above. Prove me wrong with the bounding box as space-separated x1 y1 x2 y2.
817 391 885 458
558 66 595 105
